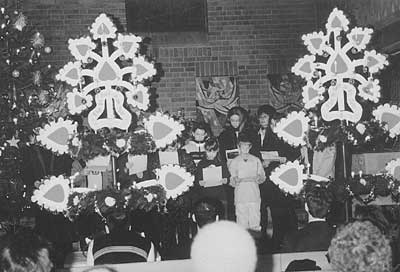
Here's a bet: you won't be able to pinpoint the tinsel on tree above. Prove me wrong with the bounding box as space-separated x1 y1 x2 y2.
0 7 56 179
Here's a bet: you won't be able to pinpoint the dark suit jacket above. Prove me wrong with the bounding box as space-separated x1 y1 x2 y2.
218 127 260 161
281 221 335 253
254 127 300 163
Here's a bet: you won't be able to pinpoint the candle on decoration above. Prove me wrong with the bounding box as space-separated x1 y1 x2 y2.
314 116 318 127
359 170 362 177
117 182 121 190
306 163 311 175
351 171 355 178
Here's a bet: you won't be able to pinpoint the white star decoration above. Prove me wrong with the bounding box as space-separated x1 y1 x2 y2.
7 136 19 148
292 8 388 124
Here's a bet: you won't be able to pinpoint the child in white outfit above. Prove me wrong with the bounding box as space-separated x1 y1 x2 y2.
228 132 265 231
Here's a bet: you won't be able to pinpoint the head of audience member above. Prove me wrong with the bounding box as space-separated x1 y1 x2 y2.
105 209 130 232
192 198 222 228
191 123 209 143
226 106 249 132
0 228 53 272
305 185 333 220
191 221 257 272
328 221 392 272
237 132 252 155
257 105 276 129
204 138 219 161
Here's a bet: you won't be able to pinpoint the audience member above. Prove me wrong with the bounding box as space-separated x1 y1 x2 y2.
192 197 222 228
228 132 265 231
87 209 156 265
0 228 53 272
328 221 392 272
164 197 222 260
282 185 335 252
191 221 257 272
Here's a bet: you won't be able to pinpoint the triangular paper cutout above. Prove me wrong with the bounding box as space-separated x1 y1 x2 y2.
153 122 173 140
74 94 84 107
307 87 320 100
382 112 400 130
367 56 379 68
331 16 342 28
394 166 400 181
269 160 304 195
77 44 91 57
330 54 349 74
121 41 134 54
352 33 364 45
66 67 79 81
98 23 110 35
310 38 323 50
43 184 65 203
135 64 148 76
156 165 194 199
98 61 117 81
283 120 302 137
47 127 69 146
278 168 299 186
165 172 185 190
299 61 312 73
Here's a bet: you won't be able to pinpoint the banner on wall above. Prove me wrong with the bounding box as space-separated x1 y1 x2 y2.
196 76 239 136
266 73 303 115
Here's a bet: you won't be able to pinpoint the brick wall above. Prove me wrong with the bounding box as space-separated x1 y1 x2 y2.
20 0 319 118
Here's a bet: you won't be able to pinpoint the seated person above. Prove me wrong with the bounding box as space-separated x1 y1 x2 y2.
164 197 222 260
87 209 156 265
282 185 335 252
328 221 392 272
192 197 222 229
0 228 54 272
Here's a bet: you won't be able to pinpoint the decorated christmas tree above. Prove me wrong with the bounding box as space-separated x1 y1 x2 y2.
0 6 58 217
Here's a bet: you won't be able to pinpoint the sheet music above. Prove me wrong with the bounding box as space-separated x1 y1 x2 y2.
202 166 223 187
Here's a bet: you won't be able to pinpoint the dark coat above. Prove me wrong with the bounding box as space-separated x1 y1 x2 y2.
218 127 260 161
281 221 336 253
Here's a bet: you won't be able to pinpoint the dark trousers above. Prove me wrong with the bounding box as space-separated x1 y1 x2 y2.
260 182 298 251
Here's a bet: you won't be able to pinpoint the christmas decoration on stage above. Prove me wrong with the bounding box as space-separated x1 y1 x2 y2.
36 12 192 218
273 111 310 146
52 13 183 163
269 160 329 195
31 174 166 220
288 8 390 151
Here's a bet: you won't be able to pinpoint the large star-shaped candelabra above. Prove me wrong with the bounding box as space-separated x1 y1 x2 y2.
292 8 388 124
57 13 156 130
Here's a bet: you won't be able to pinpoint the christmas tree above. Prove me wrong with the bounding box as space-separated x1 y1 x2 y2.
0 7 55 179
0 6 57 218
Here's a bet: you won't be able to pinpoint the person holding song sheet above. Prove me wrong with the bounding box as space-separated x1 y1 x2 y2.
194 138 229 219
182 123 209 165
228 132 265 231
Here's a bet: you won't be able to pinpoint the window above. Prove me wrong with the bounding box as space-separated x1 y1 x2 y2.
126 0 207 33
